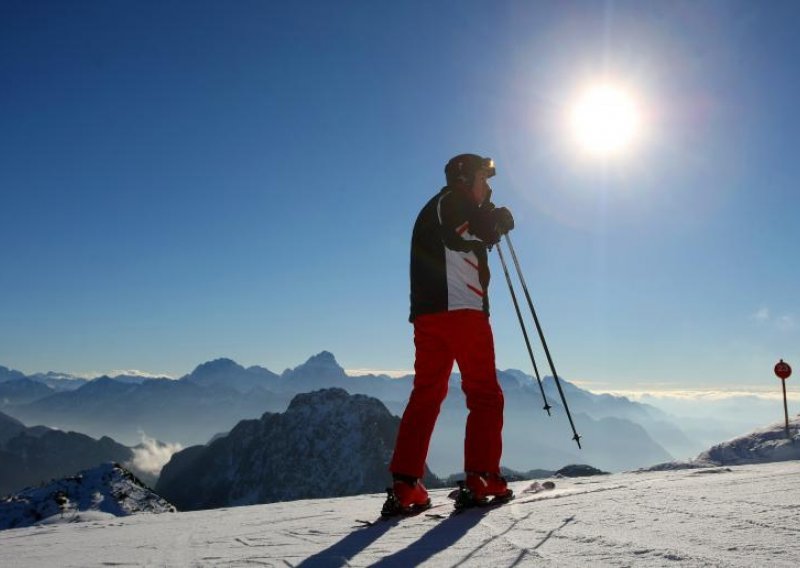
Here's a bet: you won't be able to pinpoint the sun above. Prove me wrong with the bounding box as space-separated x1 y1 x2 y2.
570 84 641 157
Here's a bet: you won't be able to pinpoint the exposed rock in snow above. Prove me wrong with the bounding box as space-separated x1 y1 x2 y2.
0 463 175 530
554 464 609 477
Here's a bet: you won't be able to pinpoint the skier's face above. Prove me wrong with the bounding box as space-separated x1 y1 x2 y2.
471 168 492 205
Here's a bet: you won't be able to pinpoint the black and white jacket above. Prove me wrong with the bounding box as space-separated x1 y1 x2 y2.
409 186 500 322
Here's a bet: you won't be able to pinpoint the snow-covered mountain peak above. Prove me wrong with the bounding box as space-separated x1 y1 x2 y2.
285 387 388 419
0 462 175 530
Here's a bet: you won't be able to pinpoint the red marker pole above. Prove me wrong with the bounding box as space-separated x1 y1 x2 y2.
774 360 792 439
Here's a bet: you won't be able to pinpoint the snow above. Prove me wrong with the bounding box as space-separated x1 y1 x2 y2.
0 463 175 531
645 416 800 471
1 460 798 567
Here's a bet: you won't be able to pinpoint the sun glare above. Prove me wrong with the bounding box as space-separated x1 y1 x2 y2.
571 84 641 157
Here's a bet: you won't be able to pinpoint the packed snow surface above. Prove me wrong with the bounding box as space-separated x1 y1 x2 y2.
1 460 798 567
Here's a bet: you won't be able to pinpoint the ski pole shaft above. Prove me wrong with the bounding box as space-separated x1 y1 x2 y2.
495 241 552 415
782 380 791 440
503 232 582 448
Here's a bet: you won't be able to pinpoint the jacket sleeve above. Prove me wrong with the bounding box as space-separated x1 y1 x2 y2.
438 190 500 251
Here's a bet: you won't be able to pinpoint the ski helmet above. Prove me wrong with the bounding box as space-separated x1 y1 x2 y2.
444 154 495 187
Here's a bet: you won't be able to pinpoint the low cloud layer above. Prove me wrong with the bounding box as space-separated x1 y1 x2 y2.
126 433 183 476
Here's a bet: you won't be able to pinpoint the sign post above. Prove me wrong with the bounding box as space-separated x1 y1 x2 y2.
774 359 792 439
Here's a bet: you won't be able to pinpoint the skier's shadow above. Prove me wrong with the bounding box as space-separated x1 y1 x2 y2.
369 513 483 567
296 518 395 568
297 514 481 568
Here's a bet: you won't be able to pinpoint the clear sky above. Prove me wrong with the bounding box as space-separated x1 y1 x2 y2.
1 0 798 394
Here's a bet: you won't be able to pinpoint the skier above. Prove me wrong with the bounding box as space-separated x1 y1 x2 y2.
383 153 515 515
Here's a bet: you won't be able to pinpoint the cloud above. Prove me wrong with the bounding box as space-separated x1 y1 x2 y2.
751 306 796 331
595 388 799 402
109 369 175 379
753 307 770 322
776 315 797 331
125 432 183 476
345 368 413 378
74 369 175 380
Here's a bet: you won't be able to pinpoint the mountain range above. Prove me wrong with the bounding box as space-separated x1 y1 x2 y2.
0 410 135 496
0 352 701 474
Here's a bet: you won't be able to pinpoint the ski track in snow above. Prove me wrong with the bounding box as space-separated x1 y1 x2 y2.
1 461 799 567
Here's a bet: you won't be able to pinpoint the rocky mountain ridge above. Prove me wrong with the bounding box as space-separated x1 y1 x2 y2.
0 463 175 530
155 388 428 510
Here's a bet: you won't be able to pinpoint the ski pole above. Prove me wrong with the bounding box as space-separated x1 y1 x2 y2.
495 241 552 415
503 232 582 448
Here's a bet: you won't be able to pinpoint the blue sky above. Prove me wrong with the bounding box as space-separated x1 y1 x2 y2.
1 0 798 394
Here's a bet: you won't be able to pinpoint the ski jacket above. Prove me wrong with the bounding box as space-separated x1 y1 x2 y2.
409 186 500 322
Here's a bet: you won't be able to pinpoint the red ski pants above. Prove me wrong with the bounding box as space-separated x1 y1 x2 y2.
390 309 504 479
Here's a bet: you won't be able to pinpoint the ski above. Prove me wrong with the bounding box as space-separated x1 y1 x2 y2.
360 481 556 526
356 487 442 527
425 492 513 519
454 483 514 511
355 501 446 527
425 480 555 519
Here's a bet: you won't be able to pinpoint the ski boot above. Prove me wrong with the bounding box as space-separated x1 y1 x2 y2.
455 472 513 509
381 477 431 517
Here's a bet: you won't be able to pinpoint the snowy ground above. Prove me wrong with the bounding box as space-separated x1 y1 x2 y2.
1 460 798 567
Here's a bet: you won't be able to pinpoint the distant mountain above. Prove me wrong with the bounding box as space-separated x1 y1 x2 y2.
423 369 673 474
0 413 135 496
0 378 55 406
538 375 700 459
7 376 289 447
0 366 27 383
183 358 280 393
0 412 26 446
182 352 411 402
0 354 686 473
280 351 348 390
22 371 86 392
156 388 439 511
0 463 175 530
645 415 800 471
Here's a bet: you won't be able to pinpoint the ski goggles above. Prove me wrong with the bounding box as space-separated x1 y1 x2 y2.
481 158 496 178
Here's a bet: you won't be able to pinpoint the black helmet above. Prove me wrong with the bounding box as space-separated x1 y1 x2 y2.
444 154 496 187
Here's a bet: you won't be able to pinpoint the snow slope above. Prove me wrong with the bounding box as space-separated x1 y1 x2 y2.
646 415 800 471
698 416 800 465
0 460 797 567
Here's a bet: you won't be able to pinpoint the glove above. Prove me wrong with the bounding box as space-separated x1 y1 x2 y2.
493 207 514 235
